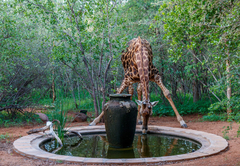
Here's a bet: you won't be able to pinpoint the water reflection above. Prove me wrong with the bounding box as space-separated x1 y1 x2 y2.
107 147 135 158
40 133 201 159
164 138 178 156
137 135 151 157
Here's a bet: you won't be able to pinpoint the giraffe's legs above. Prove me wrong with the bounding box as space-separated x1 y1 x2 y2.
117 77 130 94
89 111 104 126
128 84 134 100
137 135 150 158
137 83 143 125
90 77 130 126
154 74 187 128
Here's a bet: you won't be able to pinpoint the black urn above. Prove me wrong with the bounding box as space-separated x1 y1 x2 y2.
104 94 138 148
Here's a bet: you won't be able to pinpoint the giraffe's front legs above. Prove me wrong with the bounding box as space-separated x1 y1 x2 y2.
117 77 130 94
89 111 104 126
154 75 187 128
128 83 144 125
137 83 143 125
128 84 134 100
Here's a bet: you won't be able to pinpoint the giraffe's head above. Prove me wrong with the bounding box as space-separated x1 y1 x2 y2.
136 100 159 134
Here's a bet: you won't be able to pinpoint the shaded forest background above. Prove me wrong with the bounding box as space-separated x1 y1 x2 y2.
1 0 240 126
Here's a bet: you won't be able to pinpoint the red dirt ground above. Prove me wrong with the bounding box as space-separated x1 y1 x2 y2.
0 114 240 166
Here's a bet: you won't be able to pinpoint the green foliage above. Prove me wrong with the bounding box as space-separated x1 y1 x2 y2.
0 111 42 127
1 0 240 136
150 94 211 116
43 102 68 143
201 111 240 124
152 0 240 123
44 97 76 143
0 0 55 112
208 95 240 114
54 101 68 142
156 0 240 57
0 133 10 140
202 114 227 122
222 123 233 140
38 90 94 112
233 112 240 122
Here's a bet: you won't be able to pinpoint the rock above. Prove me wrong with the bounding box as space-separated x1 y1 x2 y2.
35 113 49 123
73 113 87 122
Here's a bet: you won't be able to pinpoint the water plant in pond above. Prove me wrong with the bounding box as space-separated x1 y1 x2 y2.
52 100 68 143
27 99 82 148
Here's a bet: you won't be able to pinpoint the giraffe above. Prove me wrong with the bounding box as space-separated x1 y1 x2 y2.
90 37 187 134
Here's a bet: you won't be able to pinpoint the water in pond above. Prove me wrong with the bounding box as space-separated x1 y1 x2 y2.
40 133 201 159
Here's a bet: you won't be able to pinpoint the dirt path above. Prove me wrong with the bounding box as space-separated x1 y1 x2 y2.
0 115 240 166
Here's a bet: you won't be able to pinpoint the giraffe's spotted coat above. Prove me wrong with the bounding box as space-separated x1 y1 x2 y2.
118 37 159 100
89 37 187 131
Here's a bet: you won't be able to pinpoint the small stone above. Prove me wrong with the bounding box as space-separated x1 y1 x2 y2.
73 113 87 122
35 113 49 123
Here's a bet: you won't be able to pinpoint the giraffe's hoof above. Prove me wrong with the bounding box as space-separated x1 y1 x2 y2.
180 120 187 128
181 123 188 128
89 122 96 126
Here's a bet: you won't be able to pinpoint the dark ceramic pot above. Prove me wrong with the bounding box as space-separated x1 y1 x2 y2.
104 94 138 148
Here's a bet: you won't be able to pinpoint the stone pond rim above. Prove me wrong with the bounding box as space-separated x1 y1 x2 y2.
13 125 228 164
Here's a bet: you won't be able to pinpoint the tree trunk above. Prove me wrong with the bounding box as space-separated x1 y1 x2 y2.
202 69 208 94
171 64 177 99
193 79 199 102
52 70 56 103
77 80 81 108
92 83 99 117
172 80 177 99
65 71 78 109
82 57 99 117
193 57 199 102
226 56 231 115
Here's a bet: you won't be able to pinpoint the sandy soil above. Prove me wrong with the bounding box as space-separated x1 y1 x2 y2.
0 114 240 166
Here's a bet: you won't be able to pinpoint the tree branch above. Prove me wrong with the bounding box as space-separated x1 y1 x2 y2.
184 43 219 83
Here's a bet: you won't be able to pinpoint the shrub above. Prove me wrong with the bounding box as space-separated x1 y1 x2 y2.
0 110 42 127
149 93 211 116
202 113 227 122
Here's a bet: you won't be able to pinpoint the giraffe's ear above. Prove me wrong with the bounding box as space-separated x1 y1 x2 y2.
151 101 159 107
135 100 143 106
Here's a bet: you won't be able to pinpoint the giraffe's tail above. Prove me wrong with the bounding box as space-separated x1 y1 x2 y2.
138 36 141 46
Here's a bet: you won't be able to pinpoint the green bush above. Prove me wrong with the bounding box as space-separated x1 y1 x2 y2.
38 91 94 112
0 111 42 127
149 93 211 116
208 96 240 114
233 112 240 122
202 113 227 122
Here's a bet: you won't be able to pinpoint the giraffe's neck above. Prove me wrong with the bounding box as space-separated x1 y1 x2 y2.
135 37 150 101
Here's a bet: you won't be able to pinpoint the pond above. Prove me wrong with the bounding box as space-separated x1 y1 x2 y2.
40 133 201 159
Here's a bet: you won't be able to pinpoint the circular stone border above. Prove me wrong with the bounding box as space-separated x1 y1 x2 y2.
13 125 228 164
